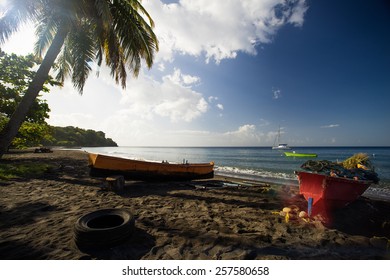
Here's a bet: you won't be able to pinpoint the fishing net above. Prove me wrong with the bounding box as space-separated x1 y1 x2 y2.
300 154 379 183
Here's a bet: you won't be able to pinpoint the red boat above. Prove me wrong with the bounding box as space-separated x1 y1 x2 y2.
296 171 372 216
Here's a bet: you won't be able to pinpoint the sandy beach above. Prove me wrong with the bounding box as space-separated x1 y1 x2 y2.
0 149 389 260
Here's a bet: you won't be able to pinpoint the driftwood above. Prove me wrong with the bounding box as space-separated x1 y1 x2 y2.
103 175 125 193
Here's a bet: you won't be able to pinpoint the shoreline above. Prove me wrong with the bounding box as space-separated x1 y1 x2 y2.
80 146 390 200
1 149 389 260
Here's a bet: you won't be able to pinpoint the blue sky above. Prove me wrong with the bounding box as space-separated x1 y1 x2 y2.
2 0 390 146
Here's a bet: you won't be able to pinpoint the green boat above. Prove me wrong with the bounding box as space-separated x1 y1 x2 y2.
284 151 317 157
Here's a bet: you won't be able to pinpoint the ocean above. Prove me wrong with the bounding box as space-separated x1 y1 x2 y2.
82 146 390 199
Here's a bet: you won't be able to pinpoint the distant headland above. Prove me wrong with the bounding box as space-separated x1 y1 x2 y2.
41 126 117 147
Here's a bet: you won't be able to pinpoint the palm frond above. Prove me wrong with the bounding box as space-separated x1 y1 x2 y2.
0 0 40 44
89 0 112 66
34 17 58 58
31 0 83 58
128 0 156 28
54 41 72 84
68 20 97 93
92 0 112 24
104 0 158 85
102 29 127 88
2 0 158 93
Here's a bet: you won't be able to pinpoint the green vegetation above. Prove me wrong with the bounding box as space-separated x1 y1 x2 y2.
0 51 58 122
0 51 60 149
0 162 51 180
0 0 158 158
42 126 117 147
0 52 117 149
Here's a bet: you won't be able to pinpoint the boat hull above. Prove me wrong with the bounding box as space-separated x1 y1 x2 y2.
272 144 291 150
284 152 317 157
296 171 371 215
88 153 214 181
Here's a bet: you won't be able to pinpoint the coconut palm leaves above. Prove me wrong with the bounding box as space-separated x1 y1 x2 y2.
0 0 38 44
35 0 158 92
1 0 159 92
0 0 159 157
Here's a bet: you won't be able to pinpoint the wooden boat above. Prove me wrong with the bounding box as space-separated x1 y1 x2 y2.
296 171 371 216
284 151 317 157
88 153 214 181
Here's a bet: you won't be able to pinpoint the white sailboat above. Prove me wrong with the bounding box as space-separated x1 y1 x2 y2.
272 126 291 150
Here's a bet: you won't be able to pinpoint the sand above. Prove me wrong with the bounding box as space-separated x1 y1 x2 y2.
0 149 389 260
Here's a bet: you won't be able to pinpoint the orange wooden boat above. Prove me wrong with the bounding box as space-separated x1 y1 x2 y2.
88 153 214 181
296 171 372 216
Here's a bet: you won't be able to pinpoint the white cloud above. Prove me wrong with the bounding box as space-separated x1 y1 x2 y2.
226 124 257 135
183 125 266 146
42 66 210 144
120 69 208 122
216 104 224 110
223 124 262 144
2 0 309 147
100 110 158 146
208 96 224 111
2 1 308 68
272 88 282 99
288 0 308 26
48 113 94 128
145 0 308 64
168 68 201 86
208 96 218 102
321 124 340 128
258 118 270 127
157 63 166 72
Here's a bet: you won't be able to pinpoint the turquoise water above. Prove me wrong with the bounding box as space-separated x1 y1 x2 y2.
83 146 390 197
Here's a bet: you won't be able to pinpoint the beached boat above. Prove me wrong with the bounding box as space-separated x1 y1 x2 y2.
272 126 291 150
284 151 317 157
88 153 214 181
296 171 371 216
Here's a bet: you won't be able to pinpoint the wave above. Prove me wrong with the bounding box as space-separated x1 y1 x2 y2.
83 146 390 200
214 165 299 186
215 165 390 201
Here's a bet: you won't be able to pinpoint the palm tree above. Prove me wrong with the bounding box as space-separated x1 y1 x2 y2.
0 0 158 157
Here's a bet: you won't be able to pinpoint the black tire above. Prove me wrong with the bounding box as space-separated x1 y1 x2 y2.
74 208 135 249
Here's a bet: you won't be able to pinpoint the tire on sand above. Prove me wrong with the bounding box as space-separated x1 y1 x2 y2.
74 208 135 249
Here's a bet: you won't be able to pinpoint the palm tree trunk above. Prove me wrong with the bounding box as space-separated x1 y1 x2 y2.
0 25 69 158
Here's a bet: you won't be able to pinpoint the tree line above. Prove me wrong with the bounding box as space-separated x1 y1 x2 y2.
42 126 117 147
0 51 117 149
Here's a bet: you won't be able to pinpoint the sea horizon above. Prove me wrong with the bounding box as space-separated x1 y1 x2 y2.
104 145 390 148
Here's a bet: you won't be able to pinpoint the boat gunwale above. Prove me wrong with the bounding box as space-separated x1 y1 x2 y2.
284 152 317 157
88 153 214 180
295 170 373 185
89 153 214 167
